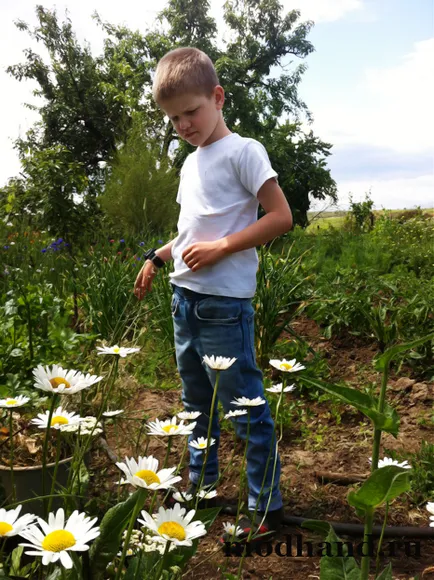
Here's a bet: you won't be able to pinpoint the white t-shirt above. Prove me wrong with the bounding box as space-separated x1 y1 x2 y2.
169 133 278 298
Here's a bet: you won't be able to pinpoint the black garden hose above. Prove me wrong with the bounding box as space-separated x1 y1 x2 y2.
219 505 434 539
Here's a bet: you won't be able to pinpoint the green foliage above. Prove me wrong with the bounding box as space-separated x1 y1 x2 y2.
89 489 145 579
345 192 375 233
78 245 146 344
264 123 338 227
299 377 400 436
100 123 179 237
253 242 311 365
385 441 434 505
301 521 361 579
347 465 411 515
0 281 93 389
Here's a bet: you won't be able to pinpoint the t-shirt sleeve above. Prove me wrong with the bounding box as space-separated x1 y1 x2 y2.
237 140 278 197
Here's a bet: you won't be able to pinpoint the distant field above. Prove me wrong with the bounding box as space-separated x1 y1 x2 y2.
306 208 434 232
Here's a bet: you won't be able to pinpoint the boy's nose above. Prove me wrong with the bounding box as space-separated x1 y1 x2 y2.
178 119 191 131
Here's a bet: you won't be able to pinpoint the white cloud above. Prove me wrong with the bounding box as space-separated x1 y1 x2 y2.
311 173 434 211
309 39 434 154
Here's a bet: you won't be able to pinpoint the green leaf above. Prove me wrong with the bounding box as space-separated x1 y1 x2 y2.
320 523 361 579
375 563 393 579
89 489 145 580
374 333 434 371
348 466 411 514
301 519 331 536
123 555 148 579
301 521 362 579
299 377 400 436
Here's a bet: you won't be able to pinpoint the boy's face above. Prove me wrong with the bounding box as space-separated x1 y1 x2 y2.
160 86 224 147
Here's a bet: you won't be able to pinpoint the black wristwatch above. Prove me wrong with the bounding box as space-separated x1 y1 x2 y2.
143 248 165 269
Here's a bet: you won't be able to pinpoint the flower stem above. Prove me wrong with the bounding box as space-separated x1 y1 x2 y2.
375 501 389 576
360 509 374 579
361 361 390 579
47 431 62 514
195 370 220 501
42 394 58 517
8 410 16 504
70 356 119 491
162 435 172 469
232 408 251 538
115 489 147 580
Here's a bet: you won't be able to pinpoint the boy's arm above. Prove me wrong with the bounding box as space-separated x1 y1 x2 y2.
134 237 177 300
181 179 292 271
155 238 177 263
221 178 292 253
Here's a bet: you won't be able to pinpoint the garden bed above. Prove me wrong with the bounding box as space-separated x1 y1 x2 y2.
92 315 434 580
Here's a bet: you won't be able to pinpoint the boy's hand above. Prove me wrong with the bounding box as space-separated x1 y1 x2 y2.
182 239 227 272
134 261 158 300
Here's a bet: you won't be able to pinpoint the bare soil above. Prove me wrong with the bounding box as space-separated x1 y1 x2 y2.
93 315 434 580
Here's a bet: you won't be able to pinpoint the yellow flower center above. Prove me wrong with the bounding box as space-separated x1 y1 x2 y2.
134 470 160 485
0 522 13 536
6 400 17 406
198 443 206 448
113 346 120 353
162 425 178 434
42 530 76 552
51 416 69 426
49 377 71 389
157 521 186 541
280 363 293 371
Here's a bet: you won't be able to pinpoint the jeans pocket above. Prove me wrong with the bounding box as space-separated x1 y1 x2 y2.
171 295 180 317
194 296 241 325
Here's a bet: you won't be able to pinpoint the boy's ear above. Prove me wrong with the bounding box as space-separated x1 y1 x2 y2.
214 85 225 110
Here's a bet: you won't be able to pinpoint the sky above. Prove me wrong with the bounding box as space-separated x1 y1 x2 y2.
0 0 433 211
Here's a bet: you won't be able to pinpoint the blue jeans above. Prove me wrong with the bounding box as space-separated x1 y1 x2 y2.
171 284 282 512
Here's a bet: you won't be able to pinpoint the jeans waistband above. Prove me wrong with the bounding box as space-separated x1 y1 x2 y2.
171 284 214 300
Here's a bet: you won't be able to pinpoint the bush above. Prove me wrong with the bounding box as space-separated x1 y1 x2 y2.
100 123 179 237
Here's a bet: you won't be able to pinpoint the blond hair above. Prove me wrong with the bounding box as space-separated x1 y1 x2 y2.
153 47 219 102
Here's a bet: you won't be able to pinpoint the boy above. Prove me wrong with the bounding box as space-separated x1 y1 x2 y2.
134 47 293 541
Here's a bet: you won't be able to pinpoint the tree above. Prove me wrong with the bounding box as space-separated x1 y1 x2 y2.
5 1 338 229
7 6 151 192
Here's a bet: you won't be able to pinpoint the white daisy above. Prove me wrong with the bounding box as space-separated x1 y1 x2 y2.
146 417 197 437
202 355 237 370
269 358 306 373
369 457 411 469
96 345 140 357
60 416 102 436
224 409 248 419
138 503 207 547
171 491 193 503
116 456 182 490
266 383 295 394
0 505 36 538
177 411 202 420
198 489 217 499
426 502 434 516
102 410 124 417
0 395 30 408
223 522 243 538
31 407 83 430
189 437 216 450
19 508 100 569
33 365 103 395
231 396 266 407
